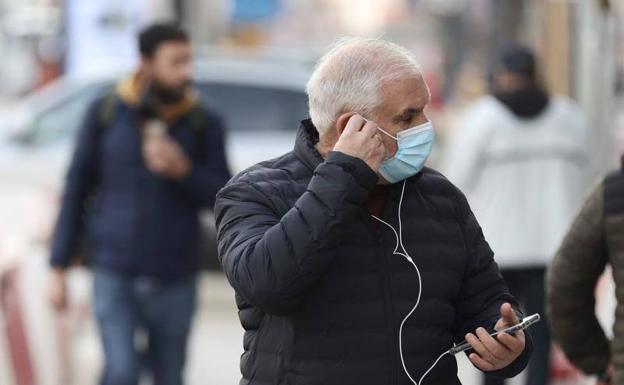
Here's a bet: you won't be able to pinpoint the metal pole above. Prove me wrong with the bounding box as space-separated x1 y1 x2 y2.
575 0 617 176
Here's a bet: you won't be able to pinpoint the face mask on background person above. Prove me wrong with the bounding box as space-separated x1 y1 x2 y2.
376 121 435 183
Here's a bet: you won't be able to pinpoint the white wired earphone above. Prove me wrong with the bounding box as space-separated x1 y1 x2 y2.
371 180 450 385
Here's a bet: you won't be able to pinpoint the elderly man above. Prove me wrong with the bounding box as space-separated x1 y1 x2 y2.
215 38 532 385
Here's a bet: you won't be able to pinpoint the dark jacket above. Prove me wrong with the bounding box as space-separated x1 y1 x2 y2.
215 120 532 385
50 94 231 279
547 163 624 379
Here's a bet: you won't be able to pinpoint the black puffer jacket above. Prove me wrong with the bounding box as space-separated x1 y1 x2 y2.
215 120 531 385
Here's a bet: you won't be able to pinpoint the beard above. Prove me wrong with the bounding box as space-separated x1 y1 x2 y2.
137 78 191 119
149 78 191 105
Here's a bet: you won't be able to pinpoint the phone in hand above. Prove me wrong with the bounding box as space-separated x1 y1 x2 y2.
449 313 540 355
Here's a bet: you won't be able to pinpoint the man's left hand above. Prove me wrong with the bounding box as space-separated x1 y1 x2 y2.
465 303 525 372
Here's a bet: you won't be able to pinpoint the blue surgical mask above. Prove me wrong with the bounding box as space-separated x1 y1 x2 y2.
376 121 435 183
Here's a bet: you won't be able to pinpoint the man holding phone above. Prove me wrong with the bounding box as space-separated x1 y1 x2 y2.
49 24 231 385
215 38 532 385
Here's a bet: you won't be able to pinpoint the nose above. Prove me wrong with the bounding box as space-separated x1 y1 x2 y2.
415 113 429 126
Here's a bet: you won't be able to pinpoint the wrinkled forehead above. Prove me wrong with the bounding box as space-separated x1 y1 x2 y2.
378 74 430 113
384 72 428 97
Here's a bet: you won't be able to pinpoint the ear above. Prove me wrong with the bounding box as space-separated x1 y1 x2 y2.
335 112 358 137
140 56 153 76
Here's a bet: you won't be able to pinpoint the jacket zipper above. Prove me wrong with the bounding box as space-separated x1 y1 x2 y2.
364 187 400 385
376 232 399 385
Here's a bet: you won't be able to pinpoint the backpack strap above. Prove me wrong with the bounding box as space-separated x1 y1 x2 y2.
96 89 120 131
188 105 206 159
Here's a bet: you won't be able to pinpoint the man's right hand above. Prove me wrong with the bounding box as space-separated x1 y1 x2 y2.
333 115 386 173
143 134 192 180
49 268 68 311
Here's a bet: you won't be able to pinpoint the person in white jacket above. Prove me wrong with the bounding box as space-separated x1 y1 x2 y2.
441 45 588 385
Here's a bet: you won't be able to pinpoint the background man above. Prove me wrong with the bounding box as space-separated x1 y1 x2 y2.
49 23 231 385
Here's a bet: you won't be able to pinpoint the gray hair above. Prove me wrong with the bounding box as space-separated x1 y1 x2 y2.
306 37 421 134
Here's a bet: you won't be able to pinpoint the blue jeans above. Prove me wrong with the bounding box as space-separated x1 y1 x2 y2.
93 268 197 385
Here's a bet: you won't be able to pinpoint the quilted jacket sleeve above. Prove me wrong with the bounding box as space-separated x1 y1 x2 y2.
176 110 231 208
215 151 377 315
547 184 610 375
50 98 102 268
452 187 533 378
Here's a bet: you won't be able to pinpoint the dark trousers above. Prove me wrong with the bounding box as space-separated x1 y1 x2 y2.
93 267 197 385
484 267 550 385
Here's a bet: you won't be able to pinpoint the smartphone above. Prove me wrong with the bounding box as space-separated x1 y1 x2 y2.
449 313 540 355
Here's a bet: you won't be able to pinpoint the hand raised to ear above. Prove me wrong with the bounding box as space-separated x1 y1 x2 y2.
333 114 386 173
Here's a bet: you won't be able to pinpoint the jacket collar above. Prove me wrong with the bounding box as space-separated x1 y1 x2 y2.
294 119 325 171
116 71 198 124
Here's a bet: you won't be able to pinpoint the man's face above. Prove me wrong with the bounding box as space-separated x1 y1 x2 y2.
494 69 529 93
143 41 192 95
372 74 431 159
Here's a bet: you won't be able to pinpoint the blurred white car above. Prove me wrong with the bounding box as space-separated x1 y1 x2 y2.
0 57 311 270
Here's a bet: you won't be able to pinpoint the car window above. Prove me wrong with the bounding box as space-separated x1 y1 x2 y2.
196 82 308 132
28 82 111 145
26 80 308 146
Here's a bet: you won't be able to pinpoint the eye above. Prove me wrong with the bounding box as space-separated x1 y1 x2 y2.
402 116 413 122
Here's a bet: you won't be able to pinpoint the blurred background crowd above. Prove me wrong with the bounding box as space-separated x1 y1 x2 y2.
0 0 623 385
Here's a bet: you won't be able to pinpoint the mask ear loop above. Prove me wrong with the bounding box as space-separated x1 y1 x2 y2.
362 117 398 140
371 180 450 385
376 126 398 141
